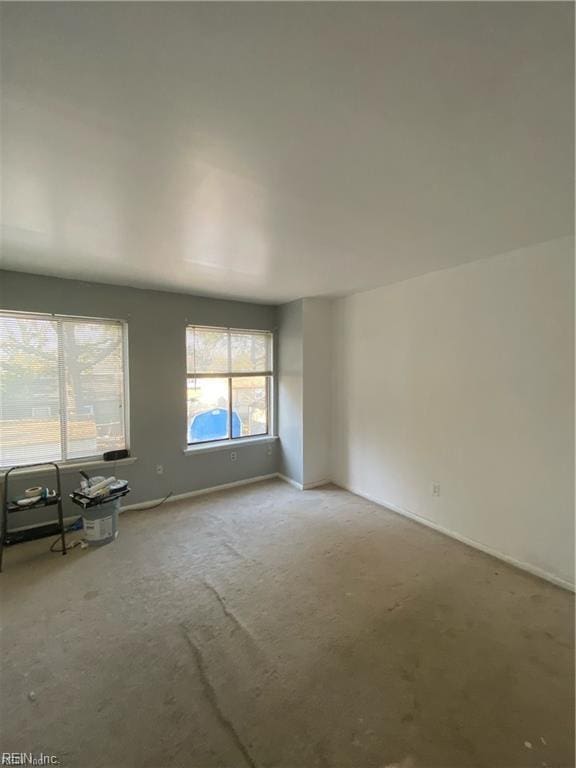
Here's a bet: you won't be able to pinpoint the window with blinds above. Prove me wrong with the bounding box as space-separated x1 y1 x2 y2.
0 312 128 467
186 326 273 444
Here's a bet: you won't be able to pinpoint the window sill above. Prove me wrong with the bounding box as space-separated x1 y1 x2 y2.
0 457 138 478
183 435 278 456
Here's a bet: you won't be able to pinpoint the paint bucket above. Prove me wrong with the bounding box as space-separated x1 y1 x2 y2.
82 498 120 546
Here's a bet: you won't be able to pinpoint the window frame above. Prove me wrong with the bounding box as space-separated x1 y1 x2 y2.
186 325 274 446
0 310 130 468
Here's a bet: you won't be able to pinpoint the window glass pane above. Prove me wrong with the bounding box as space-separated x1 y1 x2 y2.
187 327 229 374
0 315 62 466
187 378 233 443
230 332 271 373
232 376 268 437
63 320 126 460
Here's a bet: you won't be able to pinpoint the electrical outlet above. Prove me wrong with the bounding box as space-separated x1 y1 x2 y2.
230 451 237 462
156 464 164 475
266 444 273 456
432 482 440 497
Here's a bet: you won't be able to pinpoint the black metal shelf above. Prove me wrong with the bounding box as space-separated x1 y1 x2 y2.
7 495 61 514
1 462 66 572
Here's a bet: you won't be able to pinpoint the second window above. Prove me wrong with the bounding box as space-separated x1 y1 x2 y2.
186 326 273 445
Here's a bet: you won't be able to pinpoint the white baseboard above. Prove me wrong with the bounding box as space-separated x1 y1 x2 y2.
303 479 330 490
122 473 279 511
277 473 303 490
337 482 575 593
124 472 327 513
277 474 330 490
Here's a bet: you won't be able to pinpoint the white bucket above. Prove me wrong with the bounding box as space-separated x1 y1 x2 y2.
82 499 120 546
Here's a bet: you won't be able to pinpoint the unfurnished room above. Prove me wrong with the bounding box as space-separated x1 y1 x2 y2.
0 2 574 767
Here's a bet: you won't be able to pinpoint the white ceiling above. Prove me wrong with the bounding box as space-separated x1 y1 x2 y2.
1 2 573 304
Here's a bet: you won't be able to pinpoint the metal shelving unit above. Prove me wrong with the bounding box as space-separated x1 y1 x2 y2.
1 462 67 572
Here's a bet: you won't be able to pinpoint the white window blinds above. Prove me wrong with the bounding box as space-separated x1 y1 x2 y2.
0 312 128 467
186 327 273 376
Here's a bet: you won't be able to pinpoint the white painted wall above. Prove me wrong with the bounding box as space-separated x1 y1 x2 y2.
332 237 574 588
278 300 304 486
278 298 333 488
303 298 333 487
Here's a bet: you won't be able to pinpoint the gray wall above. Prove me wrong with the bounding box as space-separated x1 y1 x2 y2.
277 300 304 485
0 270 279 527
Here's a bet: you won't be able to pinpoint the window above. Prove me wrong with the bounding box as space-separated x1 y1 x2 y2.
0 311 128 467
186 326 273 444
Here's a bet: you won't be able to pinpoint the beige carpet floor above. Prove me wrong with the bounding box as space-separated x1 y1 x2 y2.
0 479 574 768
